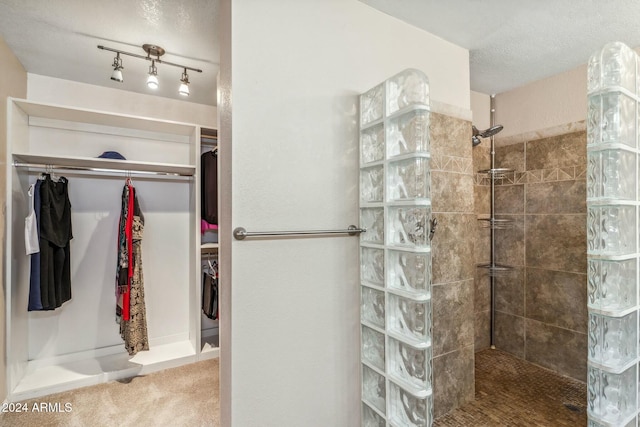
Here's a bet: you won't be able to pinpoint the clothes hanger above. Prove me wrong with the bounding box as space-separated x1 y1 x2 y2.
204 258 214 277
45 164 60 182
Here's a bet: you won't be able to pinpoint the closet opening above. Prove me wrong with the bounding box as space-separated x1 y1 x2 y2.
4 99 220 401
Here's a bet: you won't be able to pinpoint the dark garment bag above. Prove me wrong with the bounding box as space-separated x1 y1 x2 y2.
202 272 218 320
201 151 218 225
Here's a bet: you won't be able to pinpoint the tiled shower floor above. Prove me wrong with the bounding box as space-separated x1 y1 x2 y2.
434 349 587 426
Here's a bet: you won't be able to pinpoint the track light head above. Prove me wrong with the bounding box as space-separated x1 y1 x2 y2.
110 53 124 83
147 60 158 89
179 69 190 96
111 69 123 83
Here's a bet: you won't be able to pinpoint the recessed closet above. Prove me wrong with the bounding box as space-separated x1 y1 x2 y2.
4 97 219 401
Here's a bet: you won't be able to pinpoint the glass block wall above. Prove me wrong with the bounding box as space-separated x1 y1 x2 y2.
587 42 640 427
359 69 432 427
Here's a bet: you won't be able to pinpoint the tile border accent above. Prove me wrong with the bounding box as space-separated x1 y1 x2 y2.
474 166 586 186
432 154 473 174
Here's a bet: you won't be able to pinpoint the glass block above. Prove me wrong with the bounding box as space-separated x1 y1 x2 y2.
588 93 637 148
388 158 430 202
362 325 385 371
589 311 637 369
361 247 385 286
588 364 637 424
388 382 431 427
387 250 430 297
587 205 636 256
588 258 637 313
360 208 384 245
637 54 640 97
388 337 431 391
387 294 430 345
387 110 430 158
588 416 637 427
362 403 385 427
361 165 384 203
587 149 636 201
588 50 602 95
388 206 430 249
362 286 385 329
601 42 637 93
361 84 384 125
387 69 430 115
587 95 600 146
361 124 385 164
362 364 386 414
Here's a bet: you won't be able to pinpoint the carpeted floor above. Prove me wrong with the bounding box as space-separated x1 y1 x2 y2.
0 350 587 426
435 349 587 426
0 358 219 427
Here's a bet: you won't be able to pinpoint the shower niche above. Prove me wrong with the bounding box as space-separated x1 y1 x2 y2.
587 41 640 427
359 69 433 427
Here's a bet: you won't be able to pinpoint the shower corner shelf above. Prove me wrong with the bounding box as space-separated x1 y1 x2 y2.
477 263 515 276
478 168 515 179
477 217 514 229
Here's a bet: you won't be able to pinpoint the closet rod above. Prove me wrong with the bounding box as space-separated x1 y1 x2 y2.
233 225 366 240
13 162 192 177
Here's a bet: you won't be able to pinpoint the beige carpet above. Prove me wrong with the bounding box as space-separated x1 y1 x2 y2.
0 358 219 427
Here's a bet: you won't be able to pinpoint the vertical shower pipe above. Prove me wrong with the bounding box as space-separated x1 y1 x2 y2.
489 94 497 349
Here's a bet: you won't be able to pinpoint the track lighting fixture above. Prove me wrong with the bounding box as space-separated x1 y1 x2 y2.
98 44 203 95
179 69 190 96
110 53 123 82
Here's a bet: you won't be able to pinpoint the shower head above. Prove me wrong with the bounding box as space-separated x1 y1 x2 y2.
472 124 504 146
480 125 504 138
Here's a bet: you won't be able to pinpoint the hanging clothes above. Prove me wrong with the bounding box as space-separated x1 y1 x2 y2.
25 184 40 255
28 180 43 311
38 174 73 310
116 180 149 355
202 258 218 320
201 150 218 225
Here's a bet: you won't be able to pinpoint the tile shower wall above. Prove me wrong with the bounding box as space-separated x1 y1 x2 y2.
430 113 475 417
473 130 588 381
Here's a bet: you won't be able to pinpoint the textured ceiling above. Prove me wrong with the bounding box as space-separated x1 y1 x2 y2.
0 0 219 106
2 1 640 104
360 0 640 94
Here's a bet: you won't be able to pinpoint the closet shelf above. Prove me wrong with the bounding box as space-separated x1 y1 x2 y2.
11 340 197 401
201 243 219 251
12 98 198 137
13 152 196 176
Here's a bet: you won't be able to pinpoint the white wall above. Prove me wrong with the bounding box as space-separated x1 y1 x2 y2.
27 74 217 127
494 64 587 139
221 0 470 425
0 37 27 403
471 90 491 130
